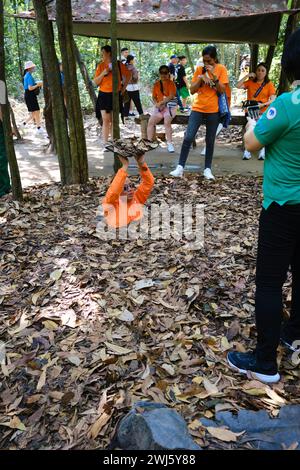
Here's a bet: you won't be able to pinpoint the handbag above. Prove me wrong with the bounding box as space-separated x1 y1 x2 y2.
122 90 130 104
117 61 130 104
34 87 40 96
218 92 231 128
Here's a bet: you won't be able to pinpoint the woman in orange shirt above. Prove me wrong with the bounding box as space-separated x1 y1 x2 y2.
94 45 131 148
147 65 177 153
237 62 276 160
170 46 229 180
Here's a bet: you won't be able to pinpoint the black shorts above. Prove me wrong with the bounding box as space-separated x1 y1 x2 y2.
95 91 123 119
25 90 40 112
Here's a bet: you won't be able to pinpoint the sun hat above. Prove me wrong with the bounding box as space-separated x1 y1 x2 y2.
24 61 36 70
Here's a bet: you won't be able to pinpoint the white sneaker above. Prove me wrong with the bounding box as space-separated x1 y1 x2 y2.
203 168 215 180
170 165 184 178
167 142 175 153
258 148 265 160
201 146 206 156
243 150 252 160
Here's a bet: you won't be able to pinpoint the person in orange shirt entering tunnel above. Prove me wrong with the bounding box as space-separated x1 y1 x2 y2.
102 154 155 228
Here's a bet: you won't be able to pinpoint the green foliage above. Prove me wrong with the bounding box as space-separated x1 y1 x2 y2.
3 0 300 109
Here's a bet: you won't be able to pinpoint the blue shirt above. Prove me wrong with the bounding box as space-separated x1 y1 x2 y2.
24 72 36 91
254 86 300 209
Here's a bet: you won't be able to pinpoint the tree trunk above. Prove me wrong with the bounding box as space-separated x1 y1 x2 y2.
111 0 122 173
265 45 276 71
9 101 22 141
250 44 259 72
56 0 89 184
220 44 225 66
40 46 55 152
13 1 23 80
278 1 300 94
95 38 102 69
0 0 23 201
235 45 241 79
184 44 195 73
73 39 97 110
33 0 72 185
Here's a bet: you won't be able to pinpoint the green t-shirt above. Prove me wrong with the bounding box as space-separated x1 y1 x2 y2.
254 86 300 210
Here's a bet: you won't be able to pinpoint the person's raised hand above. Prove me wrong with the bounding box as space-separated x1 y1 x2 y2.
118 155 129 170
135 154 145 166
202 75 213 85
206 64 215 73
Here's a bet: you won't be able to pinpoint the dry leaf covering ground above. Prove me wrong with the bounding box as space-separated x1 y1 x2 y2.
0 174 299 450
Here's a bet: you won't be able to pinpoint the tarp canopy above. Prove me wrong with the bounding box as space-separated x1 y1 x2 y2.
15 0 297 45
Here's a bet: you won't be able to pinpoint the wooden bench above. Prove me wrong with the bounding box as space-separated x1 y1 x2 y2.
135 113 247 144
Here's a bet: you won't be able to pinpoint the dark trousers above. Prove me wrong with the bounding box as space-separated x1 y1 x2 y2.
255 202 300 366
176 88 184 111
124 90 144 117
178 111 220 169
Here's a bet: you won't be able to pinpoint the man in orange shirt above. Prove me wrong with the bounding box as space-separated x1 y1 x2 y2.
147 65 177 153
94 45 131 148
237 62 276 160
102 154 155 228
170 46 229 180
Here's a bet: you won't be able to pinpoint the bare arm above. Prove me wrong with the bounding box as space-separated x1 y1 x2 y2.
28 83 42 91
237 72 256 89
244 119 263 152
259 94 277 108
94 69 109 87
190 76 204 95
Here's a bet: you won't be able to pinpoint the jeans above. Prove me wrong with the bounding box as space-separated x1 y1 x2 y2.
124 90 144 117
255 202 300 366
176 88 184 111
178 111 220 170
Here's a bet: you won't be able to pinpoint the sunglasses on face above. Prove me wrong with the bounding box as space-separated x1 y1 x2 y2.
160 71 169 75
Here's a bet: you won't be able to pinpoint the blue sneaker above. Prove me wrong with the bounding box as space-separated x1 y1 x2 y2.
227 351 280 384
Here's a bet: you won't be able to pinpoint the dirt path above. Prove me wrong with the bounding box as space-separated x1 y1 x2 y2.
14 120 263 188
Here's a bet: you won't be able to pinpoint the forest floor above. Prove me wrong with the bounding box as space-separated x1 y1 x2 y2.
1 103 298 450
1 170 299 450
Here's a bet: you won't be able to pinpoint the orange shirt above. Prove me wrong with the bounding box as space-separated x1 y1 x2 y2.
152 79 177 103
94 61 131 93
243 80 276 113
192 64 229 114
102 165 155 228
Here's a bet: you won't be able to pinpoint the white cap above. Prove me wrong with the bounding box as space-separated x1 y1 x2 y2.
24 61 36 70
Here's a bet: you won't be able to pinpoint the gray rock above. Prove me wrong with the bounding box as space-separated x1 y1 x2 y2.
200 404 300 450
117 401 201 450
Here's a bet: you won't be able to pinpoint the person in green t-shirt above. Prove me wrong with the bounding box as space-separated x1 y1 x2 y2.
227 28 300 384
0 108 11 198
